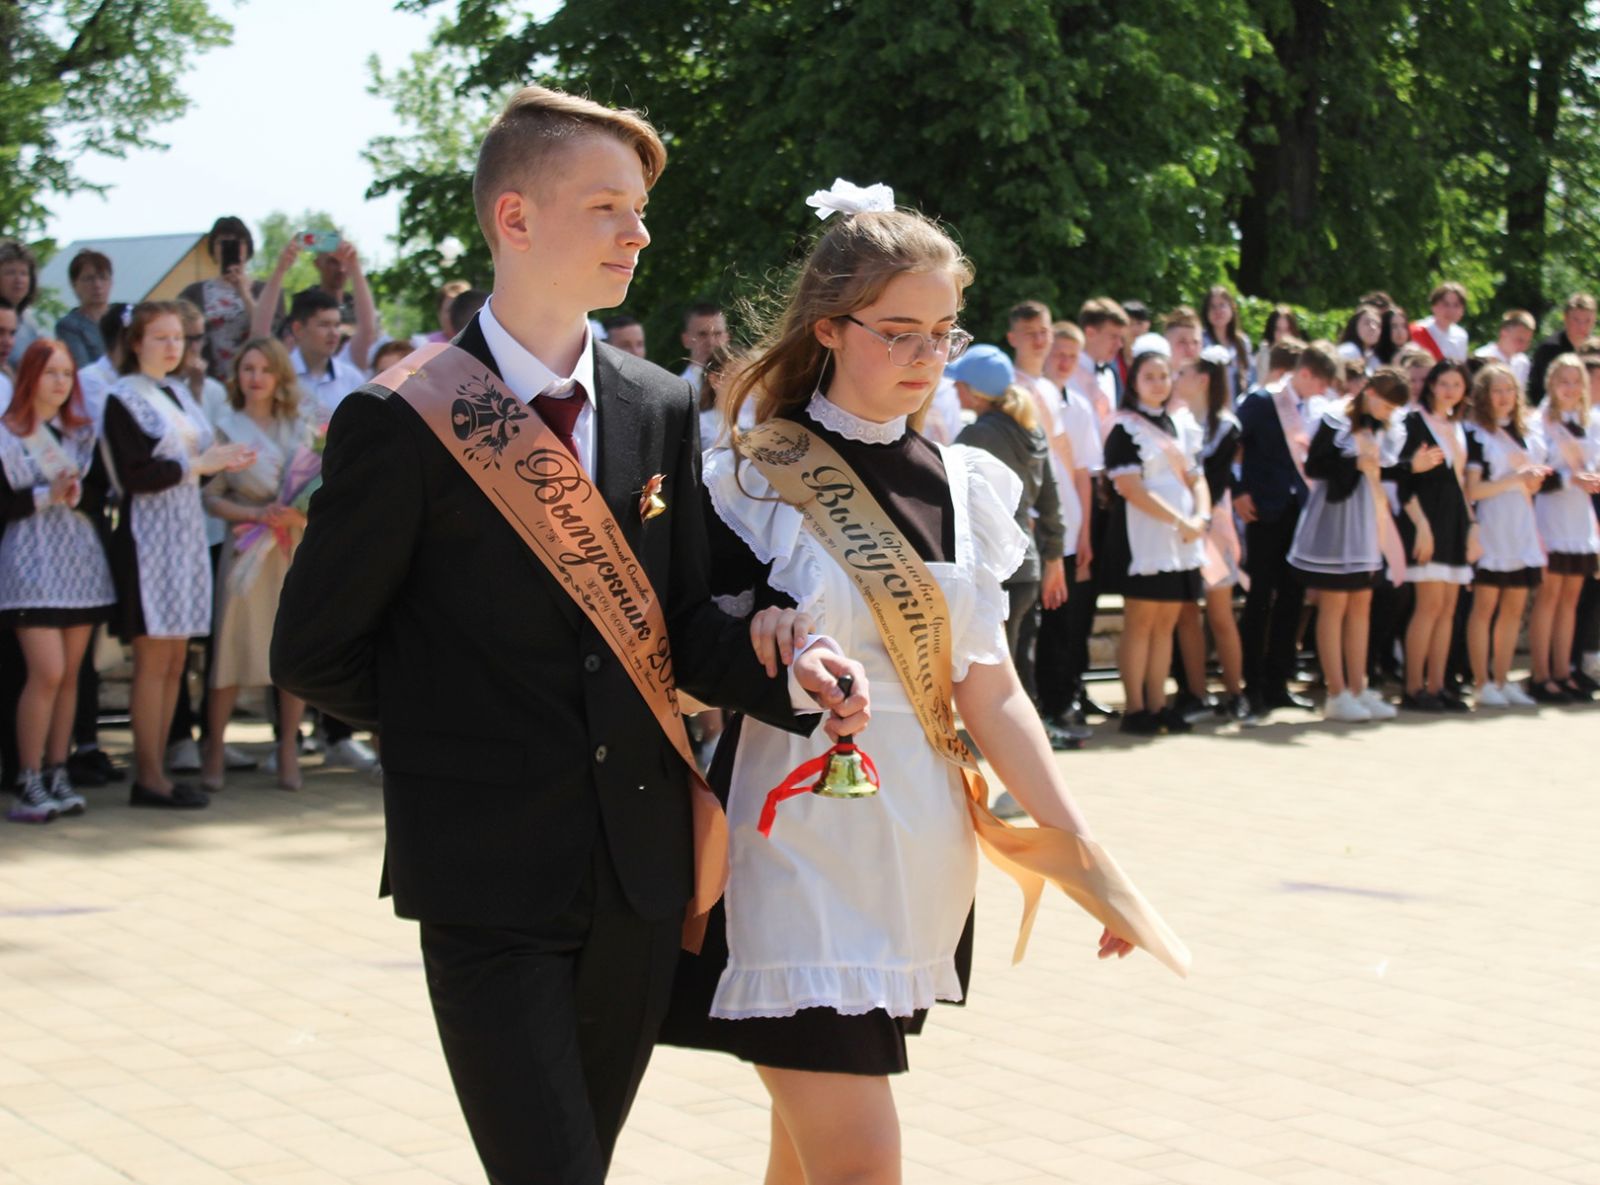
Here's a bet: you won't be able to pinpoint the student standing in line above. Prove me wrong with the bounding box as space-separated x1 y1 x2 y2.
1175 347 1251 723
1287 368 1409 723
1102 350 1208 734
1397 360 1478 711
1462 363 1546 706
1409 282 1470 362
1527 354 1600 702
0 340 115 821
101 303 255 806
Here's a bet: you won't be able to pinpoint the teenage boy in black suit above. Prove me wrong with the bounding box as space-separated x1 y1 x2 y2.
273 86 868 1185
1233 341 1340 715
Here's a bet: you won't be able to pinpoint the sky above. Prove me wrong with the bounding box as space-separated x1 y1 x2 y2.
43 0 556 265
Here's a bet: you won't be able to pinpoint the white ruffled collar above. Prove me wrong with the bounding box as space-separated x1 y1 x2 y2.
806 391 907 445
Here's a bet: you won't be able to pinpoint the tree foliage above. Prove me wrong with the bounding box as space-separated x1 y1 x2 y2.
0 0 232 237
373 0 1600 353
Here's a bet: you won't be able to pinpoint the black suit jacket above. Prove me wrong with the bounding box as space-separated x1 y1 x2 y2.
1234 386 1310 524
271 316 811 927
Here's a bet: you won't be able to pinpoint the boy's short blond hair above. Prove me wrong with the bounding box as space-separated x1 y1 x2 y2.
1051 320 1085 345
473 85 667 249
1500 308 1537 332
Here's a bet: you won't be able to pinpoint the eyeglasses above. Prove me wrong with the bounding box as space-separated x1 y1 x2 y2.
843 316 972 366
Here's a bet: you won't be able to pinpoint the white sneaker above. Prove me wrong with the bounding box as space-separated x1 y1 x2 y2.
1475 682 1509 708
1583 652 1600 682
1357 688 1398 720
165 738 201 773
1323 690 1372 722
1501 681 1537 707
44 766 86 815
7 770 60 823
324 737 378 772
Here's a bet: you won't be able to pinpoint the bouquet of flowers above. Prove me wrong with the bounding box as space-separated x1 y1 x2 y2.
227 425 327 596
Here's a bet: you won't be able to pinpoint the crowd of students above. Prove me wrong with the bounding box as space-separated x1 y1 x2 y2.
3 214 1597 823
0 223 407 821
786 286 1600 773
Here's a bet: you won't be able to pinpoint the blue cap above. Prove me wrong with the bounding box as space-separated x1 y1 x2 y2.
946 344 1014 397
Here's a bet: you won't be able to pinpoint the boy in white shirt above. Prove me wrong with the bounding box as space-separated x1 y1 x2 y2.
1472 308 1535 388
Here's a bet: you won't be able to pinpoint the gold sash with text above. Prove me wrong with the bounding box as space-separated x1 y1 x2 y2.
383 343 725 950
740 419 1190 977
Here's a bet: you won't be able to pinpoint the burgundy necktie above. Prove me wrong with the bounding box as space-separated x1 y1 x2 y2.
532 380 585 463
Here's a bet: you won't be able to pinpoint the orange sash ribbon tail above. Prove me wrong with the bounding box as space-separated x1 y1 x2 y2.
739 420 1191 977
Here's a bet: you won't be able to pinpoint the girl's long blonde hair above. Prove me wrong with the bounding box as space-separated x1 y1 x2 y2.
1467 362 1527 437
1541 352 1591 428
228 337 304 421
726 208 974 442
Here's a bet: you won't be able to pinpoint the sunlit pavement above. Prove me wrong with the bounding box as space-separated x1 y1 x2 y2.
2 704 1596 1184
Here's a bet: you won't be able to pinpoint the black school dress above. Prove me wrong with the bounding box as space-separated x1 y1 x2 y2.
659 399 990 1077
1099 406 1205 601
1397 410 1472 585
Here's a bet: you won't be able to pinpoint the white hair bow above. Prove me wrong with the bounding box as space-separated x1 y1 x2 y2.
805 178 895 221
1199 344 1233 366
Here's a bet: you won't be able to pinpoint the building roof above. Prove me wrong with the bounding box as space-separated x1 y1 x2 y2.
37 232 207 307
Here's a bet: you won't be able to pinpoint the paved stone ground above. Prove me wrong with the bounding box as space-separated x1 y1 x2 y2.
1 702 1597 1185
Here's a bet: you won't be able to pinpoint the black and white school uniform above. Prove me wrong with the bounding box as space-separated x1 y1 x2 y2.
1397 409 1473 585
101 374 216 641
1464 420 1546 587
0 418 114 627
1101 404 1205 601
1288 409 1396 590
1535 412 1600 577
661 393 1026 1076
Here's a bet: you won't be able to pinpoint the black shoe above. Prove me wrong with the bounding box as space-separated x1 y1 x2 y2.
1262 687 1314 711
1570 669 1600 695
1438 690 1471 713
1400 691 1445 712
1075 692 1120 720
1529 680 1571 704
129 782 208 809
68 747 123 786
1562 678 1594 702
1169 691 1218 724
1223 694 1258 726
1156 706 1193 734
1044 719 1092 750
1119 709 1161 736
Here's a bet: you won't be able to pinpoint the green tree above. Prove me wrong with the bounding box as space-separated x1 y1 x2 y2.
1234 0 1600 325
376 0 1263 357
0 0 232 236
363 32 503 333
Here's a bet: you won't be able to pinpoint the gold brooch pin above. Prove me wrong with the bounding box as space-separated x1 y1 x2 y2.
639 473 667 521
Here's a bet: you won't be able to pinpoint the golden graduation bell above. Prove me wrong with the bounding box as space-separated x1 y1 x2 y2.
812 675 878 799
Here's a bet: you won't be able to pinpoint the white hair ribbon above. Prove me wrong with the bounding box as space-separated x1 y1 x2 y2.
1199 344 1233 366
805 178 896 221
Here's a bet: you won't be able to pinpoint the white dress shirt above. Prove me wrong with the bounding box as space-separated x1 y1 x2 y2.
1474 342 1531 388
292 346 369 426
76 355 118 428
478 299 599 472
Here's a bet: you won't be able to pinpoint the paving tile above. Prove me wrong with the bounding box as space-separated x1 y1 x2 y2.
0 713 1592 1182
